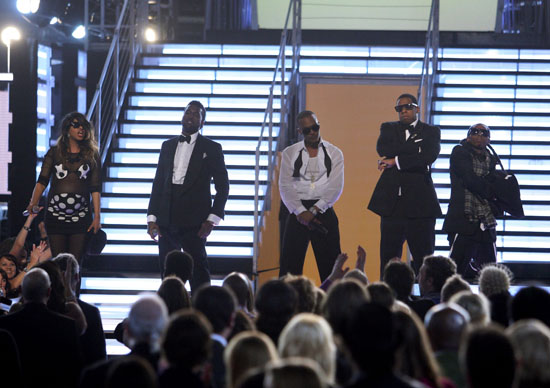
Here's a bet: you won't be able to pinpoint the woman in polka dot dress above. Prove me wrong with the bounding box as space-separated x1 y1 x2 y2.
26 112 101 263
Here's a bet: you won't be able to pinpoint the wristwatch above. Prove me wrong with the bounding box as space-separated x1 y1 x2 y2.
309 206 319 217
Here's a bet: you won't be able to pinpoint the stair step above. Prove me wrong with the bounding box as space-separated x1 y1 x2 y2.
107 165 269 181
137 67 291 82
101 211 256 227
103 181 266 196
112 151 270 166
438 73 550 85
433 100 550 113
117 136 277 152
120 123 280 137
128 94 281 109
141 55 290 69
133 81 287 95
101 244 253 256
125 108 280 123
102 228 253 243
101 197 262 212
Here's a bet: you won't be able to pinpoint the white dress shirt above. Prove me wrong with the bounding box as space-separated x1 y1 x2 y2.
147 131 221 225
279 139 344 215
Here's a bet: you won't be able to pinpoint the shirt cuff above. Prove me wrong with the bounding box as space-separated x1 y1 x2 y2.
207 214 222 226
294 205 308 215
147 215 157 223
395 156 401 170
313 200 328 213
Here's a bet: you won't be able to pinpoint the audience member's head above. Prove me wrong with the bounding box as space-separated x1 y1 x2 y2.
255 279 297 344
383 261 415 301
440 274 471 303
283 275 317 313
0 254 19 281
478 263 513 297
223 272 255 314
35 260 67 313
366 282 395 309
393 310 442 386
460 325 515 388
278 313 336 383
511 286 550 327
313 288 326 316
21 268 50 304
224 331 278 388
343 269 368 286
106 355 158 388
506 319 550 388
0 268 10 295
419 255 457 298
163 250 193 283
161 309 212 370
449 291 490 326
321 279 370 335
228 310 256 341
425 303 470 352
193 285 237 337
156 276 190 315
126 294 169 351
342 302 397 377
264 358 327 388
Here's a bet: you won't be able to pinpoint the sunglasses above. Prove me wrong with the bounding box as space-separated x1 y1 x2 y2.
301 123 320 134
394 103 418 113
469 128 490 137
70 120 84 128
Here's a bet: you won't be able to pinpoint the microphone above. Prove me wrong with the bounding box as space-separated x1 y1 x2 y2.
309 220 328 235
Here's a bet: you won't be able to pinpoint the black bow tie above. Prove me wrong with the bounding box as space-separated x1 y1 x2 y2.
401 124 415 132
179 134 191 143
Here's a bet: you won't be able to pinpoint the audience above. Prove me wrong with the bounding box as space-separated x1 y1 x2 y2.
449 291 490 326
425 304 470 388
506 319 550 388
478 263 513 327
223 272 255 318
510 285 550 327
278 313 336 384
418 256 457 304
106 356 159 388
283 274 318 313
193 285 237 388
224 331 278 388
440 275 471 303
157 275 191 314
80 294 168 388
228 309 256 341
163 249 193 283
384 260 435 320
264 358 328 388
0 268 83 388
53 253 107 366
255 279 297 344
159 310 212 388
366 281 395 310
460 325 516 388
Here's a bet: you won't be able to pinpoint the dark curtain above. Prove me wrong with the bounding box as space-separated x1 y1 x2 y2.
205 0 258 31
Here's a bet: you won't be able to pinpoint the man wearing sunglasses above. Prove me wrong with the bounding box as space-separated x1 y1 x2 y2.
278 110 344 281
443 123 499 278
368 93 441 277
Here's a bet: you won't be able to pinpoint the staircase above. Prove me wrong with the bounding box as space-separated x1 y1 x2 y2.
431 47 550 266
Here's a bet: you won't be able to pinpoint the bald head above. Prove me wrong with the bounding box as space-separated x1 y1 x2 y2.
425 303 470 351
127 294 168 349
22 268 51 303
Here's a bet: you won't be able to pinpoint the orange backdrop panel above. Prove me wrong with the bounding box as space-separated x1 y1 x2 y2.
300 81 418 283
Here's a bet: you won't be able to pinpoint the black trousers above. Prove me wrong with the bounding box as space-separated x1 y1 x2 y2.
380 198 436 277
279 203 341 282
449 226 496 279
158 225 210 292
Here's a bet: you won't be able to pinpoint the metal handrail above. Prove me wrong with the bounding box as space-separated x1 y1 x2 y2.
418 0 440 123
87 0 145 166
252 0 302 279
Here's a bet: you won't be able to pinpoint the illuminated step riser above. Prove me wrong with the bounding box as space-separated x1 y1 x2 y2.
101 198 262 212
101 213 255 228
112 152 269 167
134 82 287 96
126 109 280 123
108 167 269 181
120 124 281 137
117 138 277 152
104 182 266 196
129 95 281 110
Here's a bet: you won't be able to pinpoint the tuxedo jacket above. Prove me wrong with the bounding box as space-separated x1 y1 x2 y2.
442 140 498 236
368 121 442 218
148 134 229 227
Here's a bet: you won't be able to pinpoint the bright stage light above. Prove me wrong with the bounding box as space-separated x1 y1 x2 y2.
72 25 86 39
1 27 21 47
144 27 157 42
49 17 61 25
16 0 40 14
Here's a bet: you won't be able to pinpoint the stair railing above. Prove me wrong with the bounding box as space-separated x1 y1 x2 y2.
418 0 440 122
252 0 302 279
87 0 147 165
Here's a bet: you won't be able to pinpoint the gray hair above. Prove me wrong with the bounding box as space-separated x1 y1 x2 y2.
127 293 169 349
22 268 51 303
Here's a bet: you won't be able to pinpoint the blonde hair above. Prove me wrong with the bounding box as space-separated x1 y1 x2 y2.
506 319 550 387
224 331 278 388
450 291 491 326
278 313 336 383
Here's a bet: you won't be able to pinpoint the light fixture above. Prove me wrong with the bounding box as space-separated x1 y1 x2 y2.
16 0 40 14
49 16 61 25
71 25 86 39
1 26 22 73
144 27 157 42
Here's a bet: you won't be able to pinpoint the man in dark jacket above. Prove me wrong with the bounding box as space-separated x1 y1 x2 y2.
443 123 499 278
368 93 441 276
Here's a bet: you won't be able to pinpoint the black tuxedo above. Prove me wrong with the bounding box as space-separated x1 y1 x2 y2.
148 134 229 290
78 299 107 366
368 121 442 275
0 302 83 388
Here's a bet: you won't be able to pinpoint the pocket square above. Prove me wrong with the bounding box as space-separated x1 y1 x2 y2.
203 152 207 159
414 138 423 143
